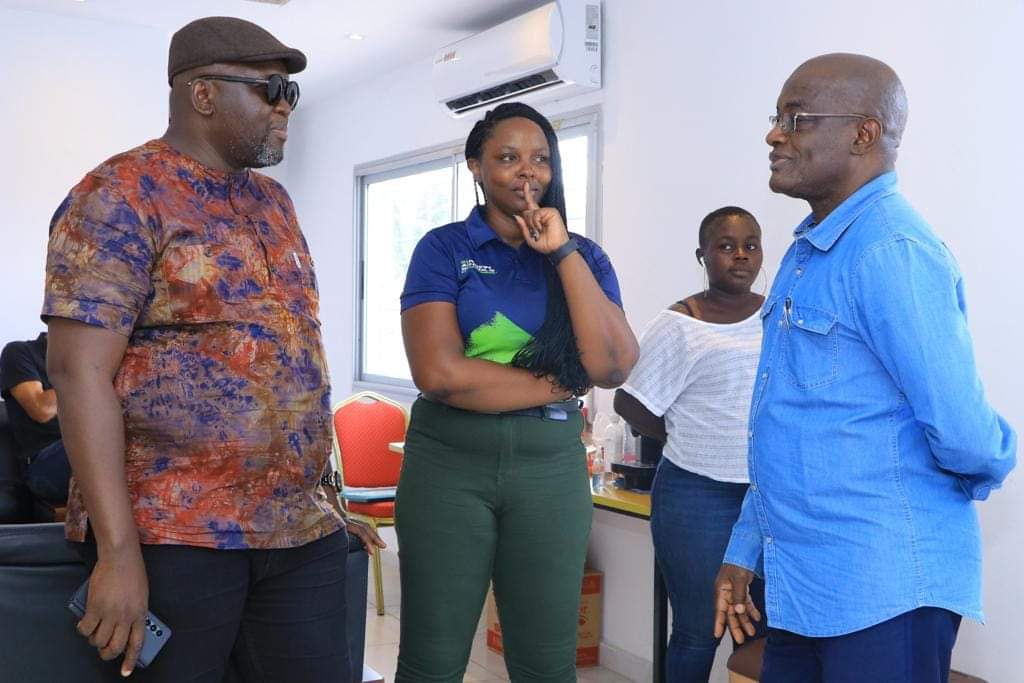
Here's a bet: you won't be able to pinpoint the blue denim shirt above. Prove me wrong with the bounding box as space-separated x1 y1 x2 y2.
724 172 1017 637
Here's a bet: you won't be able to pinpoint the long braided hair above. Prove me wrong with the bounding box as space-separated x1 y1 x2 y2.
465 102 590 395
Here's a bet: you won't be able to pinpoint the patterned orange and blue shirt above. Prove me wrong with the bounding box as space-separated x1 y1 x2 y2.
43 139 343 549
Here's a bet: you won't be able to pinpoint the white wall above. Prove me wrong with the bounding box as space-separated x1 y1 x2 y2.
0 7 290 343
0 8 169 341
286 1 1023 680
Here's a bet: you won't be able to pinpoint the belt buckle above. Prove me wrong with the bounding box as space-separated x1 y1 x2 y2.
544 406 568 421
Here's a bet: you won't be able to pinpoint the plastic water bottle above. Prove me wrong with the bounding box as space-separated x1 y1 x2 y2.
621 428 637 464
590 447 605 490
589 411 612 490
592 412 613 442
603 416 624 465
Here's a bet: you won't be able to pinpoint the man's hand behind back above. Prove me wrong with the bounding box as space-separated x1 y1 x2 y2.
713 562 761 643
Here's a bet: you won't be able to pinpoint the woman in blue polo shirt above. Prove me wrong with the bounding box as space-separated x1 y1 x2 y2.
396 102 638 682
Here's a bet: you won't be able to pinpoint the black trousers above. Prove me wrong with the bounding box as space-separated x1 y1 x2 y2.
25 438 71 506
77 530 350 682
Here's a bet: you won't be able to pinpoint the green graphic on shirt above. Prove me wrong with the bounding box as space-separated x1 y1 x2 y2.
465 312 533 364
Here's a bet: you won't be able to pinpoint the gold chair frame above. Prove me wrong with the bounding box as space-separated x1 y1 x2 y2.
331 391 409 616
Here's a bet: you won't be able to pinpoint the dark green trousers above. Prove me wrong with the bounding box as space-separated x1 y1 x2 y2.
395 398 593 682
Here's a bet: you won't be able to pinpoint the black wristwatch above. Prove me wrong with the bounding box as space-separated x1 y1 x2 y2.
320 470 342 494
547 237 581 267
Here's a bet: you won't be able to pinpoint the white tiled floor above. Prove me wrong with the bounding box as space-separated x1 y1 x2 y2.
363 560 634 682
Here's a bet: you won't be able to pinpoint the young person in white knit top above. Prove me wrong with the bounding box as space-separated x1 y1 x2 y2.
615 206 768 682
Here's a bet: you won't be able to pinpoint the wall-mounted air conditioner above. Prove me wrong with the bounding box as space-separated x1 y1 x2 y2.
432 0 602 118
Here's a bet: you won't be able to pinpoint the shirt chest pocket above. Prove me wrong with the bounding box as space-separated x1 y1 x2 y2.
277 249 320 322
277 250 317 292
782 302 839 389
159 243 266 322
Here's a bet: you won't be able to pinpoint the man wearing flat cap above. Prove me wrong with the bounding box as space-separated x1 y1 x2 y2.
43 16 383 681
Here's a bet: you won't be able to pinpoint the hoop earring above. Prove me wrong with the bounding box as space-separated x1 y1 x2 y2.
703 266 710 298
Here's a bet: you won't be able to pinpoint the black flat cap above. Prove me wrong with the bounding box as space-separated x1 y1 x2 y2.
168 16 306 86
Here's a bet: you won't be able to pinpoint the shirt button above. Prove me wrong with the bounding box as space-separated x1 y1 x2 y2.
796 268 803 276
750 483 758 492
765 536 773 544
761 372 768 380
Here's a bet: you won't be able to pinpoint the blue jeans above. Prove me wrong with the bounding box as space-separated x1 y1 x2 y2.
26 439 70 506
761 607 961 682
650 459 766 682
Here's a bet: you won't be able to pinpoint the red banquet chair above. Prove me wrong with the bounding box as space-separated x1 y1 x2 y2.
332 391 408 615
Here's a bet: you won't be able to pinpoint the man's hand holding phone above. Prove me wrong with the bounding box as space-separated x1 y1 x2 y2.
71 547 151 677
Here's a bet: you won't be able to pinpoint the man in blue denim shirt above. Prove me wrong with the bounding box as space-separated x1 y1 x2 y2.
713 54 1017 682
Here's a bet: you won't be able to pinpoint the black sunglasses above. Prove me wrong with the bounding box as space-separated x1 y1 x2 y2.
187 73 300 110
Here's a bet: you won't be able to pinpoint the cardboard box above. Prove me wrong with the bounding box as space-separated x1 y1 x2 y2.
485 568 602 668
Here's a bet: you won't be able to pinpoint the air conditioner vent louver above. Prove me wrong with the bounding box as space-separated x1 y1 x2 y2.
446 70 562 114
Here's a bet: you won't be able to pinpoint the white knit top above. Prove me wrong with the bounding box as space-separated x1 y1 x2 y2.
621 307 762 483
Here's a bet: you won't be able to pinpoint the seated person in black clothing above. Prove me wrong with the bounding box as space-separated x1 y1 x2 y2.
0 332 69 506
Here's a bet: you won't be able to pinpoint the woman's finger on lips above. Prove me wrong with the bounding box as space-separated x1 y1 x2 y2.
522 181 539 209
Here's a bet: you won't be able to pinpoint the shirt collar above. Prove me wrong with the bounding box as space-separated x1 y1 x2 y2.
796 171 899 251
148 139 251 188
466 206 502 249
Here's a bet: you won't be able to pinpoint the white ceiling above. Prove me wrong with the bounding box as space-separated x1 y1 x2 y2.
0 0 548 102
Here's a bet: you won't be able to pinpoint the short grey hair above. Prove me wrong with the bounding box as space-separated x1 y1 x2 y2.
878 75 908 154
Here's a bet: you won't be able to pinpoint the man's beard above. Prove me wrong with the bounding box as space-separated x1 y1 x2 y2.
252 135 284 168
230 130 284 169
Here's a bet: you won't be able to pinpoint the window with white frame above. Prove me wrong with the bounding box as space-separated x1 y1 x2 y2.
355 111 599 389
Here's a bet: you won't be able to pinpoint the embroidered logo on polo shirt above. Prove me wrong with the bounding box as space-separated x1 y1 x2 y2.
460 259 496 275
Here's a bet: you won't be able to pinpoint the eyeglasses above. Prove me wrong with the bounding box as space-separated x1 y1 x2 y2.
186 73 300 110
768 112 868 135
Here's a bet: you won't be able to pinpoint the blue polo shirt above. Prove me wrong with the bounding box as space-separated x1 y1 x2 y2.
401 207 622 363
